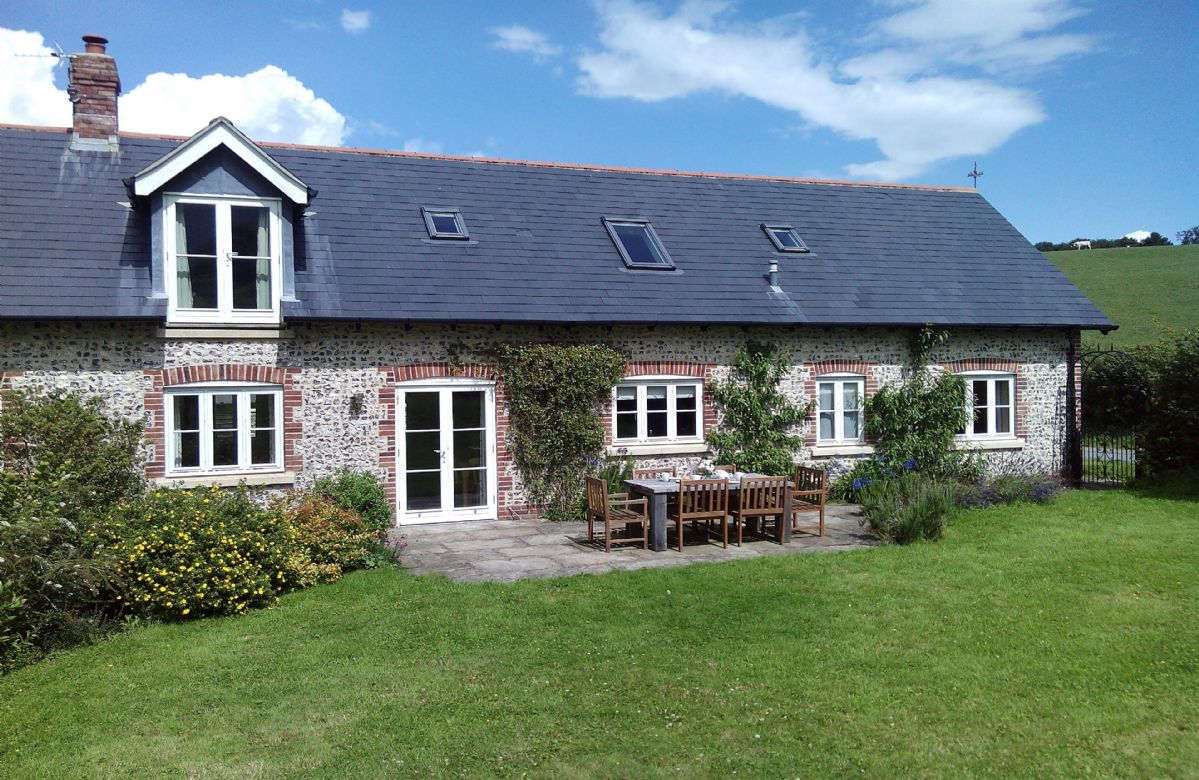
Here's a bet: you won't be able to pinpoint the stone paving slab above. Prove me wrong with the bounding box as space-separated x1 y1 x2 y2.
390 505 875 583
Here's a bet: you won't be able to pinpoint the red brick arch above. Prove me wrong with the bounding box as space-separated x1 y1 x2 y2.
804 361 881 447
143 364 302 478
377 363 518 516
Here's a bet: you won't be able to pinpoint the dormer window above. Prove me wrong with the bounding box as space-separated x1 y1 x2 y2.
603 218 674 270
762 224 810 253
166 194 282 324
422 207 469 240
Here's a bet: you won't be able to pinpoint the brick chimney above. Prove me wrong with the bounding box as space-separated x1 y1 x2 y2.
68 34 121 143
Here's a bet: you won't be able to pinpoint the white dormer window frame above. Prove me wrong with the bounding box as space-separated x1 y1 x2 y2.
164 193 283 325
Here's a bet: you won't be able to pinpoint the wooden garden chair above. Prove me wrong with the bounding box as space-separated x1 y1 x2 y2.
632 466 675 480
791 465 828 537
668 478 730 551
584 475 649 552
731 475 789 546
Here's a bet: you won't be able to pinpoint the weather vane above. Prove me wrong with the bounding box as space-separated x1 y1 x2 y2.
968 161 984 188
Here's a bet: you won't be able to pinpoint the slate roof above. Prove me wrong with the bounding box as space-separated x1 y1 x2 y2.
0 125 1113 329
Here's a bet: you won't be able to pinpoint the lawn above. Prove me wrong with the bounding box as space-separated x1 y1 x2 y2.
1047 244 1199 348
1 488 1196 779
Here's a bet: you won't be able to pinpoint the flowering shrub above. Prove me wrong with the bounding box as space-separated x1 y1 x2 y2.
93 487 300 621
278 495 384 583
955 475 1063 508
830 454 920 502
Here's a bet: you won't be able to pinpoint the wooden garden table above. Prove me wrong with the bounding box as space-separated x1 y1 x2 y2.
624 474 793 552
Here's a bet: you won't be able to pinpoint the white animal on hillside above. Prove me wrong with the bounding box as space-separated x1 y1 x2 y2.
1072 240 1092 250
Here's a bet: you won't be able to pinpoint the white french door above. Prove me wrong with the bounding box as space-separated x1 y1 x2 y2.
396 381 497 525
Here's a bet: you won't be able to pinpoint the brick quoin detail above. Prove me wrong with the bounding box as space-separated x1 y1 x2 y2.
804 361 880 447
377 363 524 518
939 358 1029 439
603 361 717 447
0 370 22 391
143 365 303 479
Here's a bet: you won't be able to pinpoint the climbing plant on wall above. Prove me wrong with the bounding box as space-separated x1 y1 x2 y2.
863 326 972 478
490 343 626 520
708 342 810 475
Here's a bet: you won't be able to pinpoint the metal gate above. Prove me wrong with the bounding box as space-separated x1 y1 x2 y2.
1078 348 1148 486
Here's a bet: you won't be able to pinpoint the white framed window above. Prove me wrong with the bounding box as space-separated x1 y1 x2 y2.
164 384 284 475
612 378 702 444
815 374 864 443
958 372 1015 439
164 194 283 325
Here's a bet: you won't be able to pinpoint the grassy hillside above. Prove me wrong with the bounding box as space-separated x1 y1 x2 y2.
1046 244 1198 347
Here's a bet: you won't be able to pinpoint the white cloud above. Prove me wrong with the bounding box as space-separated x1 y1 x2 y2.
1 25 349 145
340 9 372 34
0 28 71 127
576 0 1094 180
1123 230 1151 242
121 66 347 145
491 24 563 59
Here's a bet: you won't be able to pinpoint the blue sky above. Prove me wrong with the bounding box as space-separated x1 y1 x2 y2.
2 1 1195 242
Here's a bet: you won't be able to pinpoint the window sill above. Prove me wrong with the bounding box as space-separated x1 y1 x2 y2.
157 326 295 340
810 443 874 457
954 437 1025 451
608 442 709 456
154 471 297 489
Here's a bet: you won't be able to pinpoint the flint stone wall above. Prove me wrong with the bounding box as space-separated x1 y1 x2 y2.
0 321 1072 514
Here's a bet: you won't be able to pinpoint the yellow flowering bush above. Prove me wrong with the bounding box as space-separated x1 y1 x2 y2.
95 487 300 620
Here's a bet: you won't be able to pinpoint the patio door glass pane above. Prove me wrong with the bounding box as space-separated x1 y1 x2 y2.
452 390 487 508
405 391 441 511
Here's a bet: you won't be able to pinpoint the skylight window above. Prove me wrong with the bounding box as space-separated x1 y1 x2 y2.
762 224 810 253
422 207 469 240
603 218 674 270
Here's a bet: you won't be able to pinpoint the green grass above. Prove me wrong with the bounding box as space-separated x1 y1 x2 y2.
1046 244 1199 348
2 489 1197 779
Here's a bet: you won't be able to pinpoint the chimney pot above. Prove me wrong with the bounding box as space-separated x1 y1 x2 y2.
82 34 108 54
768 259 780 287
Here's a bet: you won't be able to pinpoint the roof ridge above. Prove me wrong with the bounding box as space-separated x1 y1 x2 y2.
0 122 975 193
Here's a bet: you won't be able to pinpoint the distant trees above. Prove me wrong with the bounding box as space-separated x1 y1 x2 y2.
1177 225 1199 245
1037 232 1174 251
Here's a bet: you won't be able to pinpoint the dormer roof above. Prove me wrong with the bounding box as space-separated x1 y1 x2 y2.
129 117 310 204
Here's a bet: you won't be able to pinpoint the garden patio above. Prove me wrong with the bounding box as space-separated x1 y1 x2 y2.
395 503 874 582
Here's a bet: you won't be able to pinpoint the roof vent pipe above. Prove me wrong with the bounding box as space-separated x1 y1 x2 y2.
768 259 779 287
